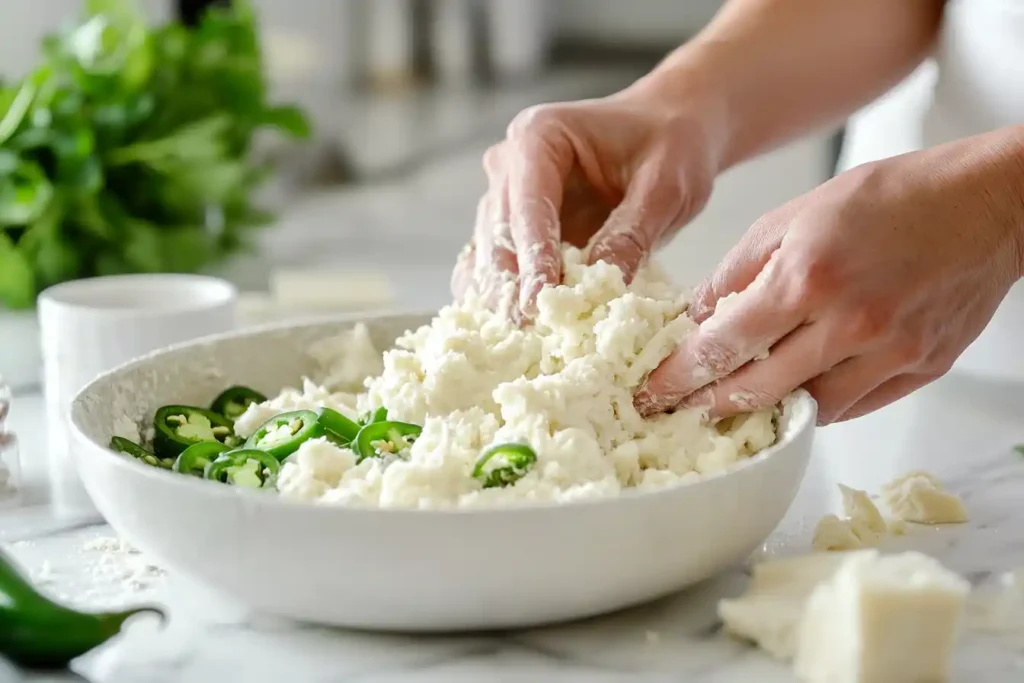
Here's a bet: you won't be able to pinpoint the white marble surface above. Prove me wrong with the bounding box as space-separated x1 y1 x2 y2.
4 369 1024 682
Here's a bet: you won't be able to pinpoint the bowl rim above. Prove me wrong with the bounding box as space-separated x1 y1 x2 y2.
69 310 818 518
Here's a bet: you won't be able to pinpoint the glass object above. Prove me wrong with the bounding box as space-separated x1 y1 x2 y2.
0 376 22 506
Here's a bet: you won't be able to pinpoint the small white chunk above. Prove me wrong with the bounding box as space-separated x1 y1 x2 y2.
813 515 867 552
794 550 969 683
813 485 889 552
881 471 967 525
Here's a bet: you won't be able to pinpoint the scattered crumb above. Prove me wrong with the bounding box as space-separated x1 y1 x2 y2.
31 560 55 585
83 536 140 554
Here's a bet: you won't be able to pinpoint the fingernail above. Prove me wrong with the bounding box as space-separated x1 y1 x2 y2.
634 383 680 418
633 386 656 417
518 278 542 320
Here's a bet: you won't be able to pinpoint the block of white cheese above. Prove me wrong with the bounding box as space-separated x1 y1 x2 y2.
881 471 967 525
794 550 969 683
719 552 854 659
812 485 888 552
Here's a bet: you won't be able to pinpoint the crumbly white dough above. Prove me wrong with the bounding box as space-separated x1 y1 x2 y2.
246 247 779 509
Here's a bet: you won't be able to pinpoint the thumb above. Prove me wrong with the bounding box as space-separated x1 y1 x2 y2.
689 208 792 323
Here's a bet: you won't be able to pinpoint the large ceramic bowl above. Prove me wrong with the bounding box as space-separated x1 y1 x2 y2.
70 313 817 631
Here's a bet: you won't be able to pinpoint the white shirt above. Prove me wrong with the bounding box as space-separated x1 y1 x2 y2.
817 0 1024 498
838 0 1024 382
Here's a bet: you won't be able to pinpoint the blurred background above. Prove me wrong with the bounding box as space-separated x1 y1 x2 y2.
0 0 840 326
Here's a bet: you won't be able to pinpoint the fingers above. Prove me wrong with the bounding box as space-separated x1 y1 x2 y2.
587 164 682 283
473 145 521 319
830 373 934 424
634 278 807 417
801 354 899 425
507 133 573 318
689 207 794 323
664 322 849 419
450 240 475 300
473 194 520 322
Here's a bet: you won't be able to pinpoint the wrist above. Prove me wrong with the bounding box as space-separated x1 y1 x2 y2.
614 41 735 176
988 126 1024 280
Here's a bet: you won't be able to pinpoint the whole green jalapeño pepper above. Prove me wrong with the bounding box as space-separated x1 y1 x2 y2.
244 410 324 460
109 436 174 470
472 443 537 489
0 549 164 669
153 405 236 458
204 449 280 488
172 441 231 477
316 407 361 445
353 421 421 463
210 385 267 421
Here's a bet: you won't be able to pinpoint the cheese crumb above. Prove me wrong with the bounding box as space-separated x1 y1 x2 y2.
881 471 967 525
83 536 139 554
811 485 887 552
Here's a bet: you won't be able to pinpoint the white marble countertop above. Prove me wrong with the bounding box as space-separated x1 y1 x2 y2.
5 368 1024 682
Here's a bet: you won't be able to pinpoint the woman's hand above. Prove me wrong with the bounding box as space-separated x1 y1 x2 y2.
451 87 725 320
635 127 1024 425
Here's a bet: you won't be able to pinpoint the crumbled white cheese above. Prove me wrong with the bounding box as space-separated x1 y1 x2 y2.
812 485 888 552
267 247 778 509
881 471 967 525
111 414 142 444
307 323 384 393
235 378 362 439
794 551 969 683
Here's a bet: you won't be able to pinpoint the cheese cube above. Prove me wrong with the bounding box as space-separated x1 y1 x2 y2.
881 471 967 525
794 550 969 683
719 552 854 659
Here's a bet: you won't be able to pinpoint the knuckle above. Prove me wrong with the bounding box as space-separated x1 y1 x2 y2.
726 386 782 412
890 333 930 369
507 104 561 139
844 302 896 345
925 354 956 379
482 144 505 175
782 253 839 309
693 336 739 376
612 228 648 260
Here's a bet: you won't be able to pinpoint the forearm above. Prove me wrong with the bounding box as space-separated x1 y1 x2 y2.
627 0 944 171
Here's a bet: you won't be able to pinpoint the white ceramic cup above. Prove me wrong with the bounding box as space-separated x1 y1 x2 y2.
38 274 237 519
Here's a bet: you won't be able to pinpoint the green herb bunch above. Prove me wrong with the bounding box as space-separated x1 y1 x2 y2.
0 0 310 309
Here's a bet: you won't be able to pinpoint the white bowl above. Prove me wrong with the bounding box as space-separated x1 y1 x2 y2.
69 313 817 631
